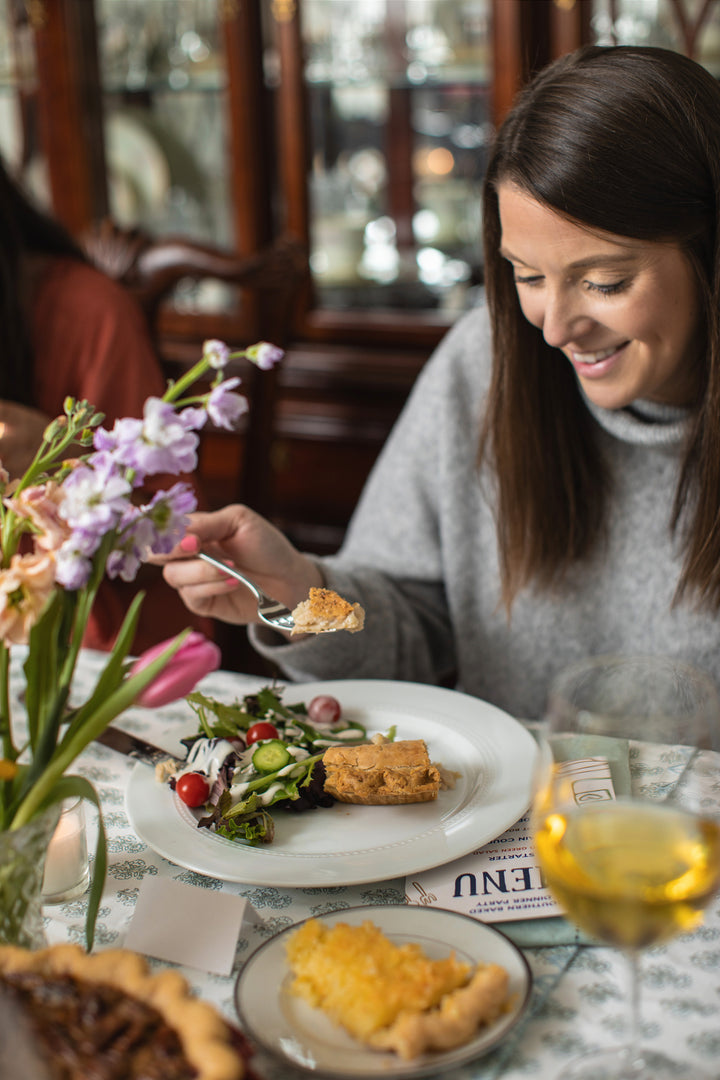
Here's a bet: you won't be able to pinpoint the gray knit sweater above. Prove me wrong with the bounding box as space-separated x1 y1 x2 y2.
251 303 719 718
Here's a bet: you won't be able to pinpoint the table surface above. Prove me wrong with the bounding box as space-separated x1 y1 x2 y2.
39 651 720 1080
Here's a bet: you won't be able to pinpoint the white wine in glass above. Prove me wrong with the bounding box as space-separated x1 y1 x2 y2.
533 654 720 1079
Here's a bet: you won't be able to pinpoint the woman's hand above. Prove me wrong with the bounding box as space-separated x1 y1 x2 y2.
157 504 324 627
0 400 53 479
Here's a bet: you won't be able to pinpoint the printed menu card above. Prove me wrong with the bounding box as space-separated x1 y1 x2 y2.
405 810 563 922
405 754 620 935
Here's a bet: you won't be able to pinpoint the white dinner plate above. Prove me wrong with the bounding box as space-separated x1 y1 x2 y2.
125 679 537 887
234 904 533 1077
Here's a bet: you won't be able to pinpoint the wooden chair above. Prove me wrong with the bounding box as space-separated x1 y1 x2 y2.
81 221 309 516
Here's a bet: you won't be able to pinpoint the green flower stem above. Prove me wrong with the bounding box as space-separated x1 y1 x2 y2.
0 645 11 826
0 644 10 758
22 542 111 784
59 594 145 749
59 540 110 686
0 409 96 563
162 358 210 403
10 633 189 830
161 347 252 405
11 423 86 499
168 394 211 408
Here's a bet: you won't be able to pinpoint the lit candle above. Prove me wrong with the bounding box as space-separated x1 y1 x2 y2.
42 798 89 904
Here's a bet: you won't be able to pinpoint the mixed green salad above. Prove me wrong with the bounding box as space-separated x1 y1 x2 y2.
166 686 375 845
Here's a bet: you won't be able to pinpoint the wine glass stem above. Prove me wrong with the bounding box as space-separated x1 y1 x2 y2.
624 951 645 1077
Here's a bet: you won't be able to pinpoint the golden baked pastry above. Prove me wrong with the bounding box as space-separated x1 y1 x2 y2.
323 738 441 804
0 943 256 1080
285 918 510 1060
291 586 365 635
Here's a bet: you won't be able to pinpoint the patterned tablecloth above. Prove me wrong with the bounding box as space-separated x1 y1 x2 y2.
39 650 720 1080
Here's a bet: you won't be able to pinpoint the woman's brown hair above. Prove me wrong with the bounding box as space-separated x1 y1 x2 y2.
481 45 720 612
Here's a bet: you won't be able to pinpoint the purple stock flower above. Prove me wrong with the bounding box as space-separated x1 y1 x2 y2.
54 548 93 590
93 416 142 456
203 339 231 369
143 483 198 555
207 378 248 430
179 405 208 431
106 545 143 583
106 484 197 580
246 341 284 370
59 459 132 535
105 505 152 582
54 524 105 589
95 398 199 478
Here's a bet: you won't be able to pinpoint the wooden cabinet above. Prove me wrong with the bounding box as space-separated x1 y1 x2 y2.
1 0 595 553
259 0 595 549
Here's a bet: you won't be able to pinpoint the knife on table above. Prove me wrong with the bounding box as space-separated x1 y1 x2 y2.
95 725 176 767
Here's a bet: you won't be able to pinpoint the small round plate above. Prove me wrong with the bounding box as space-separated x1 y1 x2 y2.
234 905 532 1078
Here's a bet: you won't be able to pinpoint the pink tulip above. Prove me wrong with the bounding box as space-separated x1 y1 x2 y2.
130 632 221 707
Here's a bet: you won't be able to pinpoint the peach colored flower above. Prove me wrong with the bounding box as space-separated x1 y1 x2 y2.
0 552 56 645
8 482 71 553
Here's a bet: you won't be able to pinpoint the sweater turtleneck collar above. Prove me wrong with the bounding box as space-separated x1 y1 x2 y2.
582 393 691 448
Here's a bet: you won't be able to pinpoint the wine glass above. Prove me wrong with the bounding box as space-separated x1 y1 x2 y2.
532 654 720 1080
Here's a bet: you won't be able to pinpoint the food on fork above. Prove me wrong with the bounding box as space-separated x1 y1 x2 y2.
290 586 365 635
0 943 259 1079
285 918 510 1060
323 738 441 804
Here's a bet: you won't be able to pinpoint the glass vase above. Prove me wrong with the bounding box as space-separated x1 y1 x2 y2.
0 804 61 949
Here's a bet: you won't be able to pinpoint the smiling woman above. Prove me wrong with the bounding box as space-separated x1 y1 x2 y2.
158 45 720 722
479 45 720 617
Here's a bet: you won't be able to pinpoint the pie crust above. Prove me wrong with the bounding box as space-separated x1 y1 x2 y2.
291 587 365 635
0 943 250 1080
323 739 441 804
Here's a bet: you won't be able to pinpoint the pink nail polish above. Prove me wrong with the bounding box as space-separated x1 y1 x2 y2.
180 535 199 553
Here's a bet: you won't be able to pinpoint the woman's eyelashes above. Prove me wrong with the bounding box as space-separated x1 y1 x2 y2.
511 272 630 296
584 279 629 296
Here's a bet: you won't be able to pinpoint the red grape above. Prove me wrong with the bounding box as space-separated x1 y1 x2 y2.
308 694 342 725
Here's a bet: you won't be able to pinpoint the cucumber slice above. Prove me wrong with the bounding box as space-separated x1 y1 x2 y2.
252 739 292 773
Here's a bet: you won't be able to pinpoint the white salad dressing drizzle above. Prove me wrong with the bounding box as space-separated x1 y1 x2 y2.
229 758 309 804
175 737 237 784
312 729 365 746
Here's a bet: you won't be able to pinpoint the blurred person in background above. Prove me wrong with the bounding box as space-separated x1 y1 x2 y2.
0 155 209 652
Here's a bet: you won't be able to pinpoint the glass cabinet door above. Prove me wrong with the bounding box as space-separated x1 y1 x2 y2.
94 0 273 320
591 0 720 74
271 0 492 319
0 3 48 205
96 0 232 245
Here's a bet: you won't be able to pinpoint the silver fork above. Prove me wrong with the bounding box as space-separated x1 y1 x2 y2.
197 551 296 632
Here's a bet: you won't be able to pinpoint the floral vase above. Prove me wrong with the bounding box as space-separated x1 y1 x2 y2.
0 804 60 949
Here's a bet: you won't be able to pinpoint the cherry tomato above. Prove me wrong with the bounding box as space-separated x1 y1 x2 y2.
308 694 342 725
246 721 280 745
175 772 210 808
